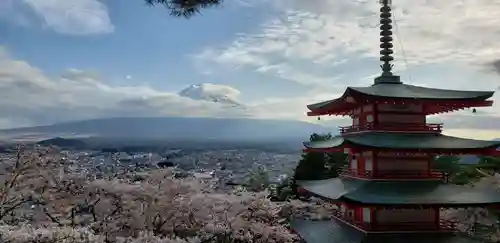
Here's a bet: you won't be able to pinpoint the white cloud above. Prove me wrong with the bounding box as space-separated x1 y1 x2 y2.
192 0 500 137
246 87 346 121
20 0 114 35
285 0 500 66
0 47 345 128
180 83 241 101
0 49 257 128
0 46 357 129
196 0 500 81
1 46 499 137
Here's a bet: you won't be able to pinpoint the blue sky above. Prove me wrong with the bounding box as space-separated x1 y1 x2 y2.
0 0 315 102
1 0 274 94
1 0 500 138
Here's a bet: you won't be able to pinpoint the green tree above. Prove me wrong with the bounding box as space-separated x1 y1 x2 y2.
475 156 500 173
432 155 499 185
293 133 332 182
293 133 348 181
268 174 295 202
324 151 348 178
432 155 461 183
455 156 500 185
145 0 222 18
291 133 348 197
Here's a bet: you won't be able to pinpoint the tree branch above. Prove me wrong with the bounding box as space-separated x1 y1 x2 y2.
144 0 223 18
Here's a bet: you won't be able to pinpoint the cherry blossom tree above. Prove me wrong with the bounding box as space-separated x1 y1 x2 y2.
7 145 499 243
0 146 304 242
0 145 61 223
442 173 500 242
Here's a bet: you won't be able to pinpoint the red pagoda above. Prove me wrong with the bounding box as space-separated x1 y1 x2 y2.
290 0 500 242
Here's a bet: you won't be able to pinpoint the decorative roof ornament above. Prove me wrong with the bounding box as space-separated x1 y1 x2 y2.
379 0 393 76
374 0 402 84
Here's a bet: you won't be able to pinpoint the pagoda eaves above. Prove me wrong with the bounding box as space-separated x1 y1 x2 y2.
291 219 481 243
304 132 500 156
307 84 494 116
297 178 500 207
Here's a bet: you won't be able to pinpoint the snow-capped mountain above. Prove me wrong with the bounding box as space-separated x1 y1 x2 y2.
178 83 244 107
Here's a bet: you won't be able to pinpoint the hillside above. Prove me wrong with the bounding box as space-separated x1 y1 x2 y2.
36 137 88 148
0 117 330 142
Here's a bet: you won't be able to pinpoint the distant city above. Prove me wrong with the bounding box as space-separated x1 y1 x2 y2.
0 135 302 191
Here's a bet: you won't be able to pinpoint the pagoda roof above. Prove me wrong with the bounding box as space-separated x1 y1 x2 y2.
307 83 494 116
297 178 500 206
304 132 500 151
290 218 481 243
351 83 493 100
308 83 493 110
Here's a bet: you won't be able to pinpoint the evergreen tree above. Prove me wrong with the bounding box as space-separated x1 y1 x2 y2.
268 174 295 202
292 133 348 197
293 133 332 181
144 0 222 18
324 151 348 178
476 156 500 173
432 155 461 183
432 155 499 185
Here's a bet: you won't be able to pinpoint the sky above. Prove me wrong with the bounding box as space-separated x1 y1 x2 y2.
0 0 500 139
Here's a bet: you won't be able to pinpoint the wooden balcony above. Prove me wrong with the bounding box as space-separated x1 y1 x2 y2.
341 168 444 180
332 209 458 232
339 123 443 134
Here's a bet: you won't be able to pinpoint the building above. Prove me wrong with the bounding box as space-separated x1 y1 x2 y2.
290 0 500 242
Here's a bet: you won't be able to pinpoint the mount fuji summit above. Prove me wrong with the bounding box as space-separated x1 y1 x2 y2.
178 83 244 108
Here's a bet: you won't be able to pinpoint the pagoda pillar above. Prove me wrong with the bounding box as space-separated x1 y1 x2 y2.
434 207 440 228
372 104 380 128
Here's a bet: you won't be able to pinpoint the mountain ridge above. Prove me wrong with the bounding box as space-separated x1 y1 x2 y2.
0 117 330 142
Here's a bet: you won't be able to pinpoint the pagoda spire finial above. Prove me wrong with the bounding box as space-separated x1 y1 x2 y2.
374 0 401 84
379 0 393 76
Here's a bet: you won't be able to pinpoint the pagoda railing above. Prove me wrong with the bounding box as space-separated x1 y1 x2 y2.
341 168 444 180
339 123 443 134
369 219 458 232
331 209 458 232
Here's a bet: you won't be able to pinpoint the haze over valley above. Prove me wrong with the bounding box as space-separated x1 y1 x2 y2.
0 116 331 143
